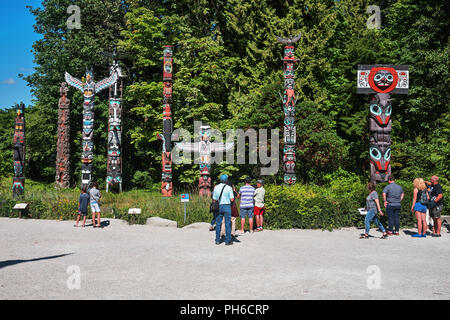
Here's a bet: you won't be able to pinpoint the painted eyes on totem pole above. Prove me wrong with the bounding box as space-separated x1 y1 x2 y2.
384 149 391 161
370 147 391 161
373 71 394 90
370 147 382 160
370 104 392 116
385 105 392 116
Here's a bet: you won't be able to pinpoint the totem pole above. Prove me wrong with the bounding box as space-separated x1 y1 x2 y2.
157 45 175 197
55 82 71 188
102 49 128 192
175 124 234 197
277 33 301 185
65 68 117 189
12 103 26 197
356 64 409 184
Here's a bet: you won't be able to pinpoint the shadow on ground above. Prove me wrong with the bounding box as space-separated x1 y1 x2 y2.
0 253 73 270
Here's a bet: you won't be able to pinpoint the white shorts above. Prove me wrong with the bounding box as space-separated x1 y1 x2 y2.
91 202 101 213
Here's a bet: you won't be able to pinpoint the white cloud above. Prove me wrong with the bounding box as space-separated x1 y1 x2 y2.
2 78 16 85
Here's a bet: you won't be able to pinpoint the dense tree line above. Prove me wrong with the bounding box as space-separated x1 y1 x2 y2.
0 0 448 191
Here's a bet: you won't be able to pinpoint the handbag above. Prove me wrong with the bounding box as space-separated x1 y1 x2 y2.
231 201 239 217
210 185 226 215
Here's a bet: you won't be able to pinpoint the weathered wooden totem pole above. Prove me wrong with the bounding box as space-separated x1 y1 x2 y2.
65 68 117 189
103 49 127 192
175 124 234 197
157 45 175 197
12 103 26 197
55 82 71 188
277 33 301 185
356 64 409 184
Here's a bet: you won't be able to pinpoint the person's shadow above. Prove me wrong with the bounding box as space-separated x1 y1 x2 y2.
86 220 110 228
403 230 418 236
0 253 73 270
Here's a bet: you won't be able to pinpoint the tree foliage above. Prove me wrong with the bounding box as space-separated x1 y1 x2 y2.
2 0 446 192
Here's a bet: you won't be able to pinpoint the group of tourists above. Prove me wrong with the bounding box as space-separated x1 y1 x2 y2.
362 175 444 239
73 174 444 242
75 182 102 228
209 175 265 246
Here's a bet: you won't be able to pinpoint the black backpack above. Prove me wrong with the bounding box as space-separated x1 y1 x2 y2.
210 185 226 215
419 189 429 205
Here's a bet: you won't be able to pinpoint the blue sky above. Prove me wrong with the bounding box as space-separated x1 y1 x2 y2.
0 0 43 109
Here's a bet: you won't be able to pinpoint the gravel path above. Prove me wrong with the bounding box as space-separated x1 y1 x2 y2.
1 217 449 299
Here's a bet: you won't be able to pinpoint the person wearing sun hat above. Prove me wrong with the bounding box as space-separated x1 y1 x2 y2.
212 174 235 245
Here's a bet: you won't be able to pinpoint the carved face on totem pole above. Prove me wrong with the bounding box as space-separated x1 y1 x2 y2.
370 96 392 127
83 70 95 97
284 117 296 144
370 145 391 177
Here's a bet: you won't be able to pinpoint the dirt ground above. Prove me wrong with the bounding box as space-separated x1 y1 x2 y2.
1 217 449 299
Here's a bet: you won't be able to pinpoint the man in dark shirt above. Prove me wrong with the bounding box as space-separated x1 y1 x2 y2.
382 175 404 235
425 176 444 237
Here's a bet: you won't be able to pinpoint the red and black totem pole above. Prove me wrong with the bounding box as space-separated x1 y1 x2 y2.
157 45 174 197
357 64 409 184
55 82 71 188
12 103 26 197
277 33 301 185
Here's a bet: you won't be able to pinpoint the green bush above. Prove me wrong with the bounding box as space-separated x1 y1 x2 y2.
0 176 447 230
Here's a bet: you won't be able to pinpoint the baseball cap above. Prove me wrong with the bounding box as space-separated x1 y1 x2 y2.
220 174 228 182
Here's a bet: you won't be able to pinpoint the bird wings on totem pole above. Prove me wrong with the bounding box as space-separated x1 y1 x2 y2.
12 103 26 197
277 32 301 185
356 64 409 184
65 68 118 189
101 48 129 192
175 124 234 197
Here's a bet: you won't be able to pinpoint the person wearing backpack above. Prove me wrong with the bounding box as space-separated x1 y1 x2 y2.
425 176 444 237
411 178 429 238
212 174 235 245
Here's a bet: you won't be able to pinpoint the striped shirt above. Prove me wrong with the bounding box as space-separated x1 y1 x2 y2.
239 185 255 209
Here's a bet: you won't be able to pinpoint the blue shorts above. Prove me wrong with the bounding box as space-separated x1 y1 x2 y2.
240 207 254 219
414 202 427 213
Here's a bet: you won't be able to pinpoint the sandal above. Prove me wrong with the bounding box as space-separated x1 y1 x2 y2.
380 233 388 239
360 234 369 239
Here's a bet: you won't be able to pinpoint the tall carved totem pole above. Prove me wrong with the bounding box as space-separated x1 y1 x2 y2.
65 68 117 189
103 49 127 192
157 45 175 197
55 82 71 188
175 124 234 197
12 103 26 197
357 64 409 184
277 33 301 185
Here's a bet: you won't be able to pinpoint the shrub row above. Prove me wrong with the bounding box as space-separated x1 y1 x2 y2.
0 174 447 230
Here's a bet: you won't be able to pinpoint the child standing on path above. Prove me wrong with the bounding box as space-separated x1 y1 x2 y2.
75 187 89 227
89 182 102 228
254 180 265 231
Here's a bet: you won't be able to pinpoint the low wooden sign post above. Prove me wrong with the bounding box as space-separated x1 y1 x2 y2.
128 208 141 224
181 194 189 224
13 203 29 218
